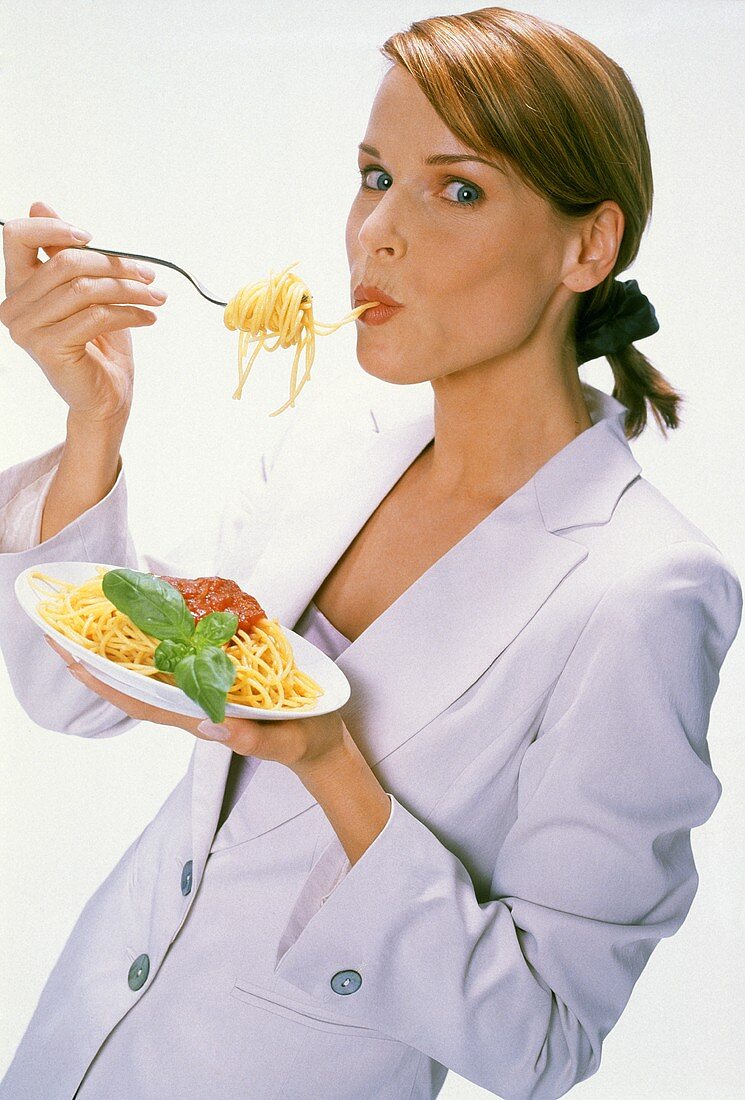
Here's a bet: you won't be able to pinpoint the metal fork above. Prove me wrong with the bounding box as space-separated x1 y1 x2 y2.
0 219 228 306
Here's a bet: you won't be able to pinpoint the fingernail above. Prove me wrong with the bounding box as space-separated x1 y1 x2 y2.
71 228 92 242
197 720 231 741
67 665 82 678
137 263 157 281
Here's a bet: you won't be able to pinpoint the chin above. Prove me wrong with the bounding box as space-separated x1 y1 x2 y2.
357 355 432 387
356 343 435 386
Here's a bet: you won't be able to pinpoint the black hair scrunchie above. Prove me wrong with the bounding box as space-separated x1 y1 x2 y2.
575 278 659 365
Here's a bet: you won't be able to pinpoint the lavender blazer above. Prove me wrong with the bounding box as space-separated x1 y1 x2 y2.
0 379 741 1100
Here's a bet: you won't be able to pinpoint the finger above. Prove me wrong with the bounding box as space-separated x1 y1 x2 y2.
31 201 86 262
0 248 158 327
29 275 167 329
37 301 159 351
192 716 264 754
43 633 78 665
44 633 275 742
42 632 222 733
3 205 92 296
22 248 158 309
65 660 184 724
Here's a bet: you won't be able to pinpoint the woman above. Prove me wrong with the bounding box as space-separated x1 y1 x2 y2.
0 7 741 1099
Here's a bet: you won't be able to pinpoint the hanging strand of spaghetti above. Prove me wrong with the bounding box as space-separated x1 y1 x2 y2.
223 263 378 416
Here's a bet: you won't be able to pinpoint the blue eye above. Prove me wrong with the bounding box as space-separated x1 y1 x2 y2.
359 167 392 191
443 179 482 206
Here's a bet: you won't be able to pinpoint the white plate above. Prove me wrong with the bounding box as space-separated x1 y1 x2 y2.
15 561 351 721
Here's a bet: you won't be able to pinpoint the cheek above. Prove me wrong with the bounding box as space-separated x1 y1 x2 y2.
437 233 548 334
345 205 363 264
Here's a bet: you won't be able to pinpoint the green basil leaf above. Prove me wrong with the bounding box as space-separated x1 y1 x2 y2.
102 568 195 642
154 639 194 673
173 646 236 724
192 611 239 651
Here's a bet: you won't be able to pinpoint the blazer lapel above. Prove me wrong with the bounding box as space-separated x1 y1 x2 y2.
201 382 642 852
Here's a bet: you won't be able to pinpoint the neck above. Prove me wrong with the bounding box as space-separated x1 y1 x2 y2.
424 355 593 506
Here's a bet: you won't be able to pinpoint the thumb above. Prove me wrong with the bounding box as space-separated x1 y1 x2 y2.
30 200 75 260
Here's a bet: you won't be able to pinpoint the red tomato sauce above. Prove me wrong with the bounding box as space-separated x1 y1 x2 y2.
157 575 266 636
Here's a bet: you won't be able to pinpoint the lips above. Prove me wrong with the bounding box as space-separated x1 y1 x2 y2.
353 284 403 308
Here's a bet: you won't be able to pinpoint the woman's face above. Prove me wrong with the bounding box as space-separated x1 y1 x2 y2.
346 64 576 385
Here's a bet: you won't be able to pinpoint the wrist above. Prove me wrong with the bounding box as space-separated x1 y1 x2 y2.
64 409 127 488
291 725 356 783
294 731 391 867
66 406 130 443
40 410 127 543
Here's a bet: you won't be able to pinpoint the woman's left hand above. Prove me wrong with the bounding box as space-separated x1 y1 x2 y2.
44 634 349 774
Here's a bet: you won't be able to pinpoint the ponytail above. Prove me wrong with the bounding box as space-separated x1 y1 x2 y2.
607 346 685 441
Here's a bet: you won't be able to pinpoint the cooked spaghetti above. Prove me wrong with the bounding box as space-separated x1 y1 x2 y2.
30 566 324 712
224 262 377 416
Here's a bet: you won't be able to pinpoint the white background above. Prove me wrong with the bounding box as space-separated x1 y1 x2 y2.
1 1 743 1096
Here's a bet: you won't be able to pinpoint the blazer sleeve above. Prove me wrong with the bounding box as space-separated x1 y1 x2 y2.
0 434 283 738
272 539 743 1100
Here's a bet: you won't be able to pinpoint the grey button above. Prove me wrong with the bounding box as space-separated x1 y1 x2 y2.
128 953 150 991
331 969 362 995
181 860 193 896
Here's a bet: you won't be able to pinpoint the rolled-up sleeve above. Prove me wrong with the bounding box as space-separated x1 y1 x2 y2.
273 540 743 1100
0 436 277 737
0 441 65 552
0 441 145 736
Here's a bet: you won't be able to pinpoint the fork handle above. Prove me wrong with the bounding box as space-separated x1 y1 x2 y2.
79 246 228 307
0 220 228 307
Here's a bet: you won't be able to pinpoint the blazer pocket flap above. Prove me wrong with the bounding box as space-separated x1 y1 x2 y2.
229 978 396 1041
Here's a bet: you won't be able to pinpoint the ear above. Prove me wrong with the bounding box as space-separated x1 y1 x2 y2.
560 201 625 294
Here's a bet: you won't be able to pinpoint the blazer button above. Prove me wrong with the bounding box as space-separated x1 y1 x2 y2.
331 970 362 995
181 860 193 896
128 953 150 991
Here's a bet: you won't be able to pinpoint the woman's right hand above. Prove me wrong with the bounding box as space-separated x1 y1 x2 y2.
0 201 168 426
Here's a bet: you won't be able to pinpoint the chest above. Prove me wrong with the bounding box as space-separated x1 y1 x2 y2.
312 444 499 643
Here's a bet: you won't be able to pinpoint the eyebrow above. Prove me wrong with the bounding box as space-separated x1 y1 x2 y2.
358 142 506 175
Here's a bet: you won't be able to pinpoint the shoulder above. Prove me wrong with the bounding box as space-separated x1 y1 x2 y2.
587 465 742 649
619 470 726 550
537 537 743 745
544 453 743 725
603 537 741 631
592 465 740 605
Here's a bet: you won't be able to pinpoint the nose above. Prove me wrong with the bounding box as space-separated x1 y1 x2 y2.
356 192 406 260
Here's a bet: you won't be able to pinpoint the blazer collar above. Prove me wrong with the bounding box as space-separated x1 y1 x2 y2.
200 381 642 853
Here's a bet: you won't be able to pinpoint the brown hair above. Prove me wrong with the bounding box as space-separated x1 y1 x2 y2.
381 6 683 439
